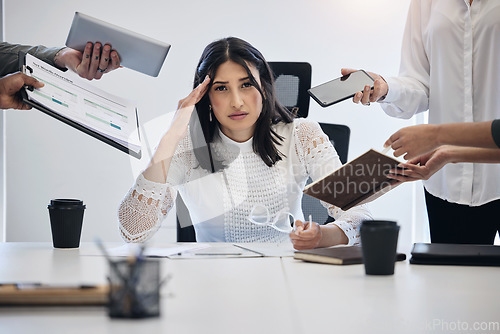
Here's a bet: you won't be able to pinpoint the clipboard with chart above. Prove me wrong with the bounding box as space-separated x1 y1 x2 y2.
19 52 142 158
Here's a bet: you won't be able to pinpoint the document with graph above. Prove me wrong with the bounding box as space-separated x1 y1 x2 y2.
20 52 141 158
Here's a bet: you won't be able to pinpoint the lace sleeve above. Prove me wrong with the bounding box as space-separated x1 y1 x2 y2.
118 174 176 243
295 119 372 245
118 130 197 242
294 119 341 181
323 202 372 245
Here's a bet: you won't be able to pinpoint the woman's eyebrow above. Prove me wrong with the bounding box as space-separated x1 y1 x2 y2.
212 77 251 85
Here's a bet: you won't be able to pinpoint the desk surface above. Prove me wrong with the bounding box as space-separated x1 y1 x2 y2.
0 242 499 334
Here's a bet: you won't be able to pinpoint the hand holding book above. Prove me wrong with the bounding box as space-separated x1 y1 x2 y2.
303 149 404 211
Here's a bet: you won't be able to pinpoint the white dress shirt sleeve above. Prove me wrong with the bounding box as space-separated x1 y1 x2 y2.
381 0 430 119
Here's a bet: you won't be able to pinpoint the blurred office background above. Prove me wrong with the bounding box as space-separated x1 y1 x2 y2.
1 0 436 252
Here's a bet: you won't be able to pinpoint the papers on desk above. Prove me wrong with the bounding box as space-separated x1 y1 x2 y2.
168 243 262 259
80 243 209 257
233 243 295 257
166 243 294 259
80 242 295 259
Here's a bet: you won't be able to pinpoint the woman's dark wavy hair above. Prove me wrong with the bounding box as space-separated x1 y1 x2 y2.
192 37 294 170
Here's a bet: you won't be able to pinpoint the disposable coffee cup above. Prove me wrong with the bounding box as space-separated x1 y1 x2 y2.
48 199 86 249
360 220 400 275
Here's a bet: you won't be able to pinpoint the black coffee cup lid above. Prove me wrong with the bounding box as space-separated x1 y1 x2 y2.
48 199 85 209
360 220 399 229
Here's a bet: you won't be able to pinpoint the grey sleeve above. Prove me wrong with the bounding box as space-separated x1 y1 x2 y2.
0 42 64 76
491 119 500 149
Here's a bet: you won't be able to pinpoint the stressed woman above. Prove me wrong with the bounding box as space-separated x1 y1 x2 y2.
118 37 371 249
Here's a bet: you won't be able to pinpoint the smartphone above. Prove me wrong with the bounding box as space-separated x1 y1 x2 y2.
308 70 375 107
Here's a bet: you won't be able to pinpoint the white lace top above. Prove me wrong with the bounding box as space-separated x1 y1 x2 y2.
118 118 372 244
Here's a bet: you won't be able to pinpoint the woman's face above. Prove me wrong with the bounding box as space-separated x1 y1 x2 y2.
208 60 263 143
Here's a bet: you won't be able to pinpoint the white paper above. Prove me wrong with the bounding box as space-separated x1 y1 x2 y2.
80 243 294 258
80 243 209 257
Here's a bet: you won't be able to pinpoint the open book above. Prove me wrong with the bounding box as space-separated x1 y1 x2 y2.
20 53 141 158
303 149 401 211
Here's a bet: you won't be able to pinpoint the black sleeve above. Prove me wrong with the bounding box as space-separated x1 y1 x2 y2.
0 42 64 76
491 119 500 149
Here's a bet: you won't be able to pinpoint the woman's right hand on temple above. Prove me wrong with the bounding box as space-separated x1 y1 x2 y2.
146 76 211 178
166 76 211 141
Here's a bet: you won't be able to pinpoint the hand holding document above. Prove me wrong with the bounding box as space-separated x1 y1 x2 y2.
21 53 141 158
303 148 403 210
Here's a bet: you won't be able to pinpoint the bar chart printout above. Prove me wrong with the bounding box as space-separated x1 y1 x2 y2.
24 53 141 157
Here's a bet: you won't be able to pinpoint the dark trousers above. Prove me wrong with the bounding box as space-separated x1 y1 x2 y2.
424 189 500 244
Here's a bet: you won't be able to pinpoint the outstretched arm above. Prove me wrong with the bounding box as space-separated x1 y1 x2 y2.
385 121 498 160
118 76 211 242
387 145 500 182
0 41 120 80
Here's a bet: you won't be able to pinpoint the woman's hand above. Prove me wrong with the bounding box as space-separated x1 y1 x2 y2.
289 220 322 250
144 76 211 183
387 146 452 182
166 75 211 141
54 42 121 80
384 124 440 160
341 68 388 106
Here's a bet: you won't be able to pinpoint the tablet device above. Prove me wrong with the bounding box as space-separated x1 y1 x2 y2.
65 12 170 77
308 70 374 107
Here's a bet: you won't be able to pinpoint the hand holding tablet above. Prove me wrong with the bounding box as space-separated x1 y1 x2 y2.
65 12 171 77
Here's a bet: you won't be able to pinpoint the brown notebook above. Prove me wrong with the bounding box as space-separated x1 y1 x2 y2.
0 284 108 306
294 245 407 265
303 149 401 211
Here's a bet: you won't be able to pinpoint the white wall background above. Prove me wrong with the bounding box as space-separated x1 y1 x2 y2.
2 0 428 252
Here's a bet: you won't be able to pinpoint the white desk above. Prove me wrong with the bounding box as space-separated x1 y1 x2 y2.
0 243 499 334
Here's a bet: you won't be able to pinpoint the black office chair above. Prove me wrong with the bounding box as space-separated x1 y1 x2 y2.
176 196 196 242
268 62 311 118
269 62 351 224
302 123 350 224
318 123 350 165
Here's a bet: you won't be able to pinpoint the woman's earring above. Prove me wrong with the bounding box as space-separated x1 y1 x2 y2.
209 105 213 122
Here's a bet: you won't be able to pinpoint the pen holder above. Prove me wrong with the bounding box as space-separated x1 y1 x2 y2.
108 258 161 318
